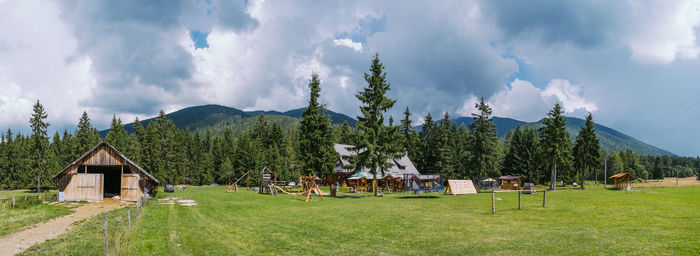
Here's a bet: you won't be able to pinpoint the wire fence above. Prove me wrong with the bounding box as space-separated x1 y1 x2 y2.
103 195 149 256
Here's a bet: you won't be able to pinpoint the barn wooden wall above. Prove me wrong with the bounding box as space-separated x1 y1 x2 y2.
57 143 157 202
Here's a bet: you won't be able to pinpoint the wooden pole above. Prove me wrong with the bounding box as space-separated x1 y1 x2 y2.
542 189 547 207
518 190 521 210
12 195 15 208
491 190 495 214
128 208 131 230
104 216 108 256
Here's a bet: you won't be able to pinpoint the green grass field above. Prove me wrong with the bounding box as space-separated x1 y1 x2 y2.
17 185 700 255
0 203 73 237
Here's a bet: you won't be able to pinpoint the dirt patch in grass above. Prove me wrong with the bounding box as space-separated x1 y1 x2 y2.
0 199 127 256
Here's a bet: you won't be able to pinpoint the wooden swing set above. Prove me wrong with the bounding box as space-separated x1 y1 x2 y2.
225 170 251 192
293 175 325 203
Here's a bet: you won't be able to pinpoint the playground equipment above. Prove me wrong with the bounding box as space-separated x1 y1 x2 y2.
225 170 251 192
403 173 444 193
293 175 325 203
259 167 277 195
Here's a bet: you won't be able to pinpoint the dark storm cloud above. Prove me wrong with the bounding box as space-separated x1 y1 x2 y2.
481 0 619 48
57 0 257 115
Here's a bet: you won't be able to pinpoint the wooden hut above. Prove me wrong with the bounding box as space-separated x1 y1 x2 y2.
609 172 634 190
498 175 521 190
53 141 159 202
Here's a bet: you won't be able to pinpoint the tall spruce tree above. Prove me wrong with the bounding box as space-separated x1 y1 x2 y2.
467 98 500 180
572 113 601 189
75 111 100 155
418 113 438 173
436 112 457 179
351 54 402 196
29 100 50 189
297 73 337 176
503 126 541 183
538 103 572 190
106 115 129 153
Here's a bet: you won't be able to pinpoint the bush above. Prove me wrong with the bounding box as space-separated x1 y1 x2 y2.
13 196 43 209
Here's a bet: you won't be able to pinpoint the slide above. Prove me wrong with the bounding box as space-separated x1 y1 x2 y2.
275 186 292 195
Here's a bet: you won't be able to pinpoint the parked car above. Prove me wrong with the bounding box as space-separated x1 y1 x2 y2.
164 184 175 193
522 183 536 194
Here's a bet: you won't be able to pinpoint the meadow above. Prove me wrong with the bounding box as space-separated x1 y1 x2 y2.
14 183 700 255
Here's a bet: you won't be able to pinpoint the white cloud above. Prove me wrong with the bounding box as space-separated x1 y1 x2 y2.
624 0 700 64
333 38 364 52
541 79 598 113
458 79 597 122
0 0 97 132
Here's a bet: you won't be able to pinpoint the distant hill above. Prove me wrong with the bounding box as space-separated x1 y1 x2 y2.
416 116 674 156
99 104 357 137
100 104 674 156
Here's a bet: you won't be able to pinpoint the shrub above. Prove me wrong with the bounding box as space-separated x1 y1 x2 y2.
13 196 43 209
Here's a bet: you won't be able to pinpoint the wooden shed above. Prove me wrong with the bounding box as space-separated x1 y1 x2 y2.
609 172 634 190
53 141 159 202
498 175 522 190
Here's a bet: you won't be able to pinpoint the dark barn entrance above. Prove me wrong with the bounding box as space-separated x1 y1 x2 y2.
86 165 132 197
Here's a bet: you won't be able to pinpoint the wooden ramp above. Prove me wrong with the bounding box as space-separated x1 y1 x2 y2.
446 180 477 195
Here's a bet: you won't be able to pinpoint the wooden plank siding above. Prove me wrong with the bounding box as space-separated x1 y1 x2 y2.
54 141 158 202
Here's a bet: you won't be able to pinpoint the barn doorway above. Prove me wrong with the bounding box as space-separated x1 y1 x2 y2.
86 165 130 198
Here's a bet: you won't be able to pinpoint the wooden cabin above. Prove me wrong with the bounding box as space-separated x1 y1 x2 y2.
498 175 521 190
53 141 159 202
609 172 634 190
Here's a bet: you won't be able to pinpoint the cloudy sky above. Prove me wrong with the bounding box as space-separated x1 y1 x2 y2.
1 0 700 156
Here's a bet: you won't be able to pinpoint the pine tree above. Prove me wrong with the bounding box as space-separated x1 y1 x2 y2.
468 98 500 180
75 111 99 155
297 73 337 177
572 113 601 189
435 112 457 179
652 157 664 180
538 103 572 190
351 54 402 196
399 107 415 150
29 100 51 189
418 113 438 173
339 121 354 144
128 117 146 166
503 126 541 183
106 115 129 153
59 130 75 167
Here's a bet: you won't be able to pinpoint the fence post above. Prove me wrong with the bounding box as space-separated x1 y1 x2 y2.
12 195 15 208
542 190 546 207
128 208 132 230
491 190 495 214
103 216 108 256
518 191 522 210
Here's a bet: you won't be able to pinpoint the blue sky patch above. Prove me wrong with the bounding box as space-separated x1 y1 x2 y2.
190 30 209 49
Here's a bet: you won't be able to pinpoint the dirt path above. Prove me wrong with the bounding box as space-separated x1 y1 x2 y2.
0 199 126 256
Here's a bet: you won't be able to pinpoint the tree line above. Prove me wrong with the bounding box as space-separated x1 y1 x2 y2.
1 54 699 190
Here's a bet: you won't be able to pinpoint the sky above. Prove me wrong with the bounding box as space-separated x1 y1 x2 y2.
1 0 700 156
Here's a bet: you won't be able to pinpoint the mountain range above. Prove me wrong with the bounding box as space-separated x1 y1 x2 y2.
100 104 675 156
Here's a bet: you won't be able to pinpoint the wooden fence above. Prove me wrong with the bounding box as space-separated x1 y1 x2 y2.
491 189 547 214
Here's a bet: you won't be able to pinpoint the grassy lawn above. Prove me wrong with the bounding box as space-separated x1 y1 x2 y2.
18 185 700 255
0 203 74 237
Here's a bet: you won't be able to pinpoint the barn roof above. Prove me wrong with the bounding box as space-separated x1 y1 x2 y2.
52 141 159 184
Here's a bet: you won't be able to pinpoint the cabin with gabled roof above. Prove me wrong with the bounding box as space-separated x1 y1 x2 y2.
53 141 159 202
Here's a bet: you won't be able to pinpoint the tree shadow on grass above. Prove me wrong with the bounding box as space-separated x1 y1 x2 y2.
395 195 441 199
333 195 373 199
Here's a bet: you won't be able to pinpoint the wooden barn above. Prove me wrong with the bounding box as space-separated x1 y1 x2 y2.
53 141 159 202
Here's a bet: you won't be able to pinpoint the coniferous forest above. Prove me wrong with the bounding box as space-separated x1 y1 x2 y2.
1 56 699 190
